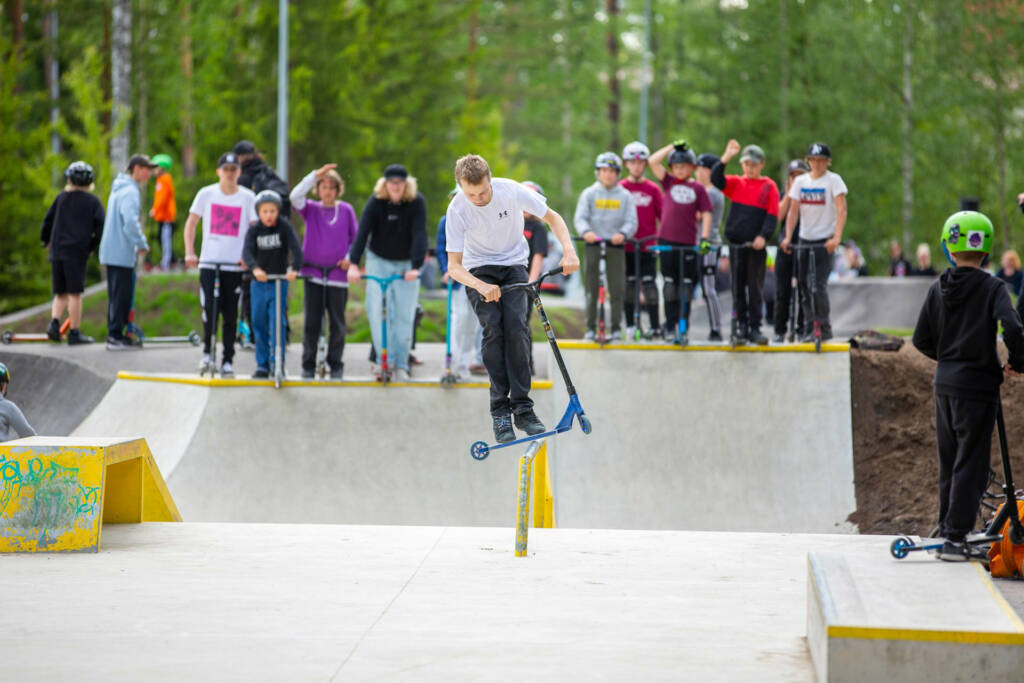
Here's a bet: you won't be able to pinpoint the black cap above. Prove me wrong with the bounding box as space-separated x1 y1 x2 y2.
788 159 811 174
807 142 831 159
696 153 720 169
384 164 408 180
218 152 240 168
232 140 257 156
127 154 159 171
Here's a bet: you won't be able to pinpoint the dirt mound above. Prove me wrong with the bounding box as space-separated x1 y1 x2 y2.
850 344 1024 535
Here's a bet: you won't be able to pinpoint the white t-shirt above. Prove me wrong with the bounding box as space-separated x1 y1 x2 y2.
445 178 549 270
788 171 848 241
189 184 257 271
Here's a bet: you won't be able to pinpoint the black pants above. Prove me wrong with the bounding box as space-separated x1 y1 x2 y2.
199 268 242 363
625 249 660 331
798 238 832 335
466 264 533 417
773 247 805 336
934 392 997 540
731 245 766 330
105 265 135 340
302 281 348 372
660 241 699 332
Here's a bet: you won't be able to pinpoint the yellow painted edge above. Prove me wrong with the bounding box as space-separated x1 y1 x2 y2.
558 341 850 353
116 371 553 390
827 625 1024 646
973 562 1024 632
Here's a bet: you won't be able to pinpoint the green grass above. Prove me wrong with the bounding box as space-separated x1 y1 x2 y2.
7 272 585 343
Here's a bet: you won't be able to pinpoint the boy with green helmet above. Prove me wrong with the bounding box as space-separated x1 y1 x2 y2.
0 362 37 442
913 210 1024 561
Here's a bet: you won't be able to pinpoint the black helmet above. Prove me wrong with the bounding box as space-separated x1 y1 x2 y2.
65 161 95 187
668 147 696 167
254 189 282 210
696 153 720 169
787 159 811 174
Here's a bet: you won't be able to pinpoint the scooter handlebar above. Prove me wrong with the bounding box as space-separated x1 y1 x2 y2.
500 267 563 293
361 273 405 285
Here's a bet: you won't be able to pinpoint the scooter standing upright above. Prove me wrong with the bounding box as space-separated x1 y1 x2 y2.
361 273 405 386
441 276 457 387
628 235 659 341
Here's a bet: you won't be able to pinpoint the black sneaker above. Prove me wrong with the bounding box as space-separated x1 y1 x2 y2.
301 369 315 379
67 329 94 345
492 414 515 443
748 329 768 345
771 332 785 344
514 410 546 436
46 318 61 342
106 336 127 351
708 330 723 342
252 368 270 379
329 366 344 380
937 540 970 562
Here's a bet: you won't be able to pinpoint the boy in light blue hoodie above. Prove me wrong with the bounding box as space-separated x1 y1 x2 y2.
99 154 156 350
574 152 638 341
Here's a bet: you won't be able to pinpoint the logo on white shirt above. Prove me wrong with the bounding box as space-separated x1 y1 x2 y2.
498 209 510 219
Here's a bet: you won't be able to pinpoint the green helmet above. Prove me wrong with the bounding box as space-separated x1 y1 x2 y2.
152 154 172 171
941 211 993 259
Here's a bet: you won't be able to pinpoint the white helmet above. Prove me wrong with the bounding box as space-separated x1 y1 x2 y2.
622 141 650 161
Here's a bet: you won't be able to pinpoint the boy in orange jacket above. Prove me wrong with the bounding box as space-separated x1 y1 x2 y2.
150 154 177 270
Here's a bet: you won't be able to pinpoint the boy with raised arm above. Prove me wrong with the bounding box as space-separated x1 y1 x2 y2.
444 154 580 444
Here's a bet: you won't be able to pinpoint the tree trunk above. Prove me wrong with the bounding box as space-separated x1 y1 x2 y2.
6 0 24 59
778 0 789 177
994 71 1009 251
180 1 196 179
43 0 60 182
606 0 620 152
110 0 131 171
900 4 913 249
135 0 147 156
102 1 112 132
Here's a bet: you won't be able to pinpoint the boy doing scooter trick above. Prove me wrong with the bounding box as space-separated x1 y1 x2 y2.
444 154 580 444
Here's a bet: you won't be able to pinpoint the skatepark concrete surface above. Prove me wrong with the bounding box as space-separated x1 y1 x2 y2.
0 523 918 681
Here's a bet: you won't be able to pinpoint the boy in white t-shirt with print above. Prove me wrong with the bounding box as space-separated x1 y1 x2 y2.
780 142 848 342
445 154 580 444
183 152 257 376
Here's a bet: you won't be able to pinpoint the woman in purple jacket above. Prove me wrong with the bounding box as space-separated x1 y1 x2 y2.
290 163 358 379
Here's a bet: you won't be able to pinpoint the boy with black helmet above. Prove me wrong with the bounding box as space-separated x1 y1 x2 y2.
913 211 1024 560
773 158 811 342
242 190 303 379
40 161 105 345
574 152 637 341
620 141 663 339
649 140 713 341
0 362 36 442
695 152 725 341
780 143 848 342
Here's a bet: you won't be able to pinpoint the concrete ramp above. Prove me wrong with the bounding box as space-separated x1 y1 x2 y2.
549 344 856 532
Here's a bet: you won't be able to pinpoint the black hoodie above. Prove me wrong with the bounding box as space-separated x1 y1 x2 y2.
912 266 1024 399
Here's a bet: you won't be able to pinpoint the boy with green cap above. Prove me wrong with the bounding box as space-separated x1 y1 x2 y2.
912 210 1024 560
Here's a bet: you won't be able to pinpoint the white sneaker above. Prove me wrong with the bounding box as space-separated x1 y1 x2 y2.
610 330 623 342
396 368 412 381
626 326 636 340
199 354 211 370
220 361 234 377
582 330 597 342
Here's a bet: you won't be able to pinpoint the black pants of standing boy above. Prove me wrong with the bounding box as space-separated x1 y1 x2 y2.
302 280 348 372
731 245 766 331
934 391 997 541
466 264 533 417
199 268 242 363
625 249 660 332
774 247 804 336
105 265 135 340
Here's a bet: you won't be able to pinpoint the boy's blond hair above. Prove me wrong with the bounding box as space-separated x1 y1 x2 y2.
454 154 491 185
373 175 418 202
1002 249 1021 271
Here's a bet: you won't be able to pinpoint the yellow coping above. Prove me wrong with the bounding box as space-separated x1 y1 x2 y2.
0 437 180 553
116 370 554 390
826 625 1024 646
560 340 850 353
973 562 1024 633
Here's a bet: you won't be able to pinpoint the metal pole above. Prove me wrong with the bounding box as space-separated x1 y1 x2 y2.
274 278 282 387
639 0 651 143
276 0 288 182
515 440 545 557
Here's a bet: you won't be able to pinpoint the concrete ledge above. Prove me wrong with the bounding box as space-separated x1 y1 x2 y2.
560 340 850 353
807 551 1024 682
116 370 554 390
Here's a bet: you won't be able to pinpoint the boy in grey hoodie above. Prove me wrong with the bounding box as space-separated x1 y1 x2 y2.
99 154 156 349
574 152 638 341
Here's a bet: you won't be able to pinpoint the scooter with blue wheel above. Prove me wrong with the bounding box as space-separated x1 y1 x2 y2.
441 276 457 388
470 268 592 461
644 242 700 347
890 402 1024 564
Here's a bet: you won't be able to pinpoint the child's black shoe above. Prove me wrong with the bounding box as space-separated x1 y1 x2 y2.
937 540 970 562
514 410 545 436
492 414 515 443
46 317 61 341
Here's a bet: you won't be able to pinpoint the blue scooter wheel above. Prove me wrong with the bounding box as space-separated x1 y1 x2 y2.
470 441 490 460
890 536 912 560
579 415 592 434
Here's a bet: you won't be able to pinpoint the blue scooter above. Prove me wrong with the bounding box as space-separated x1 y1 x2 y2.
470 268 592 460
